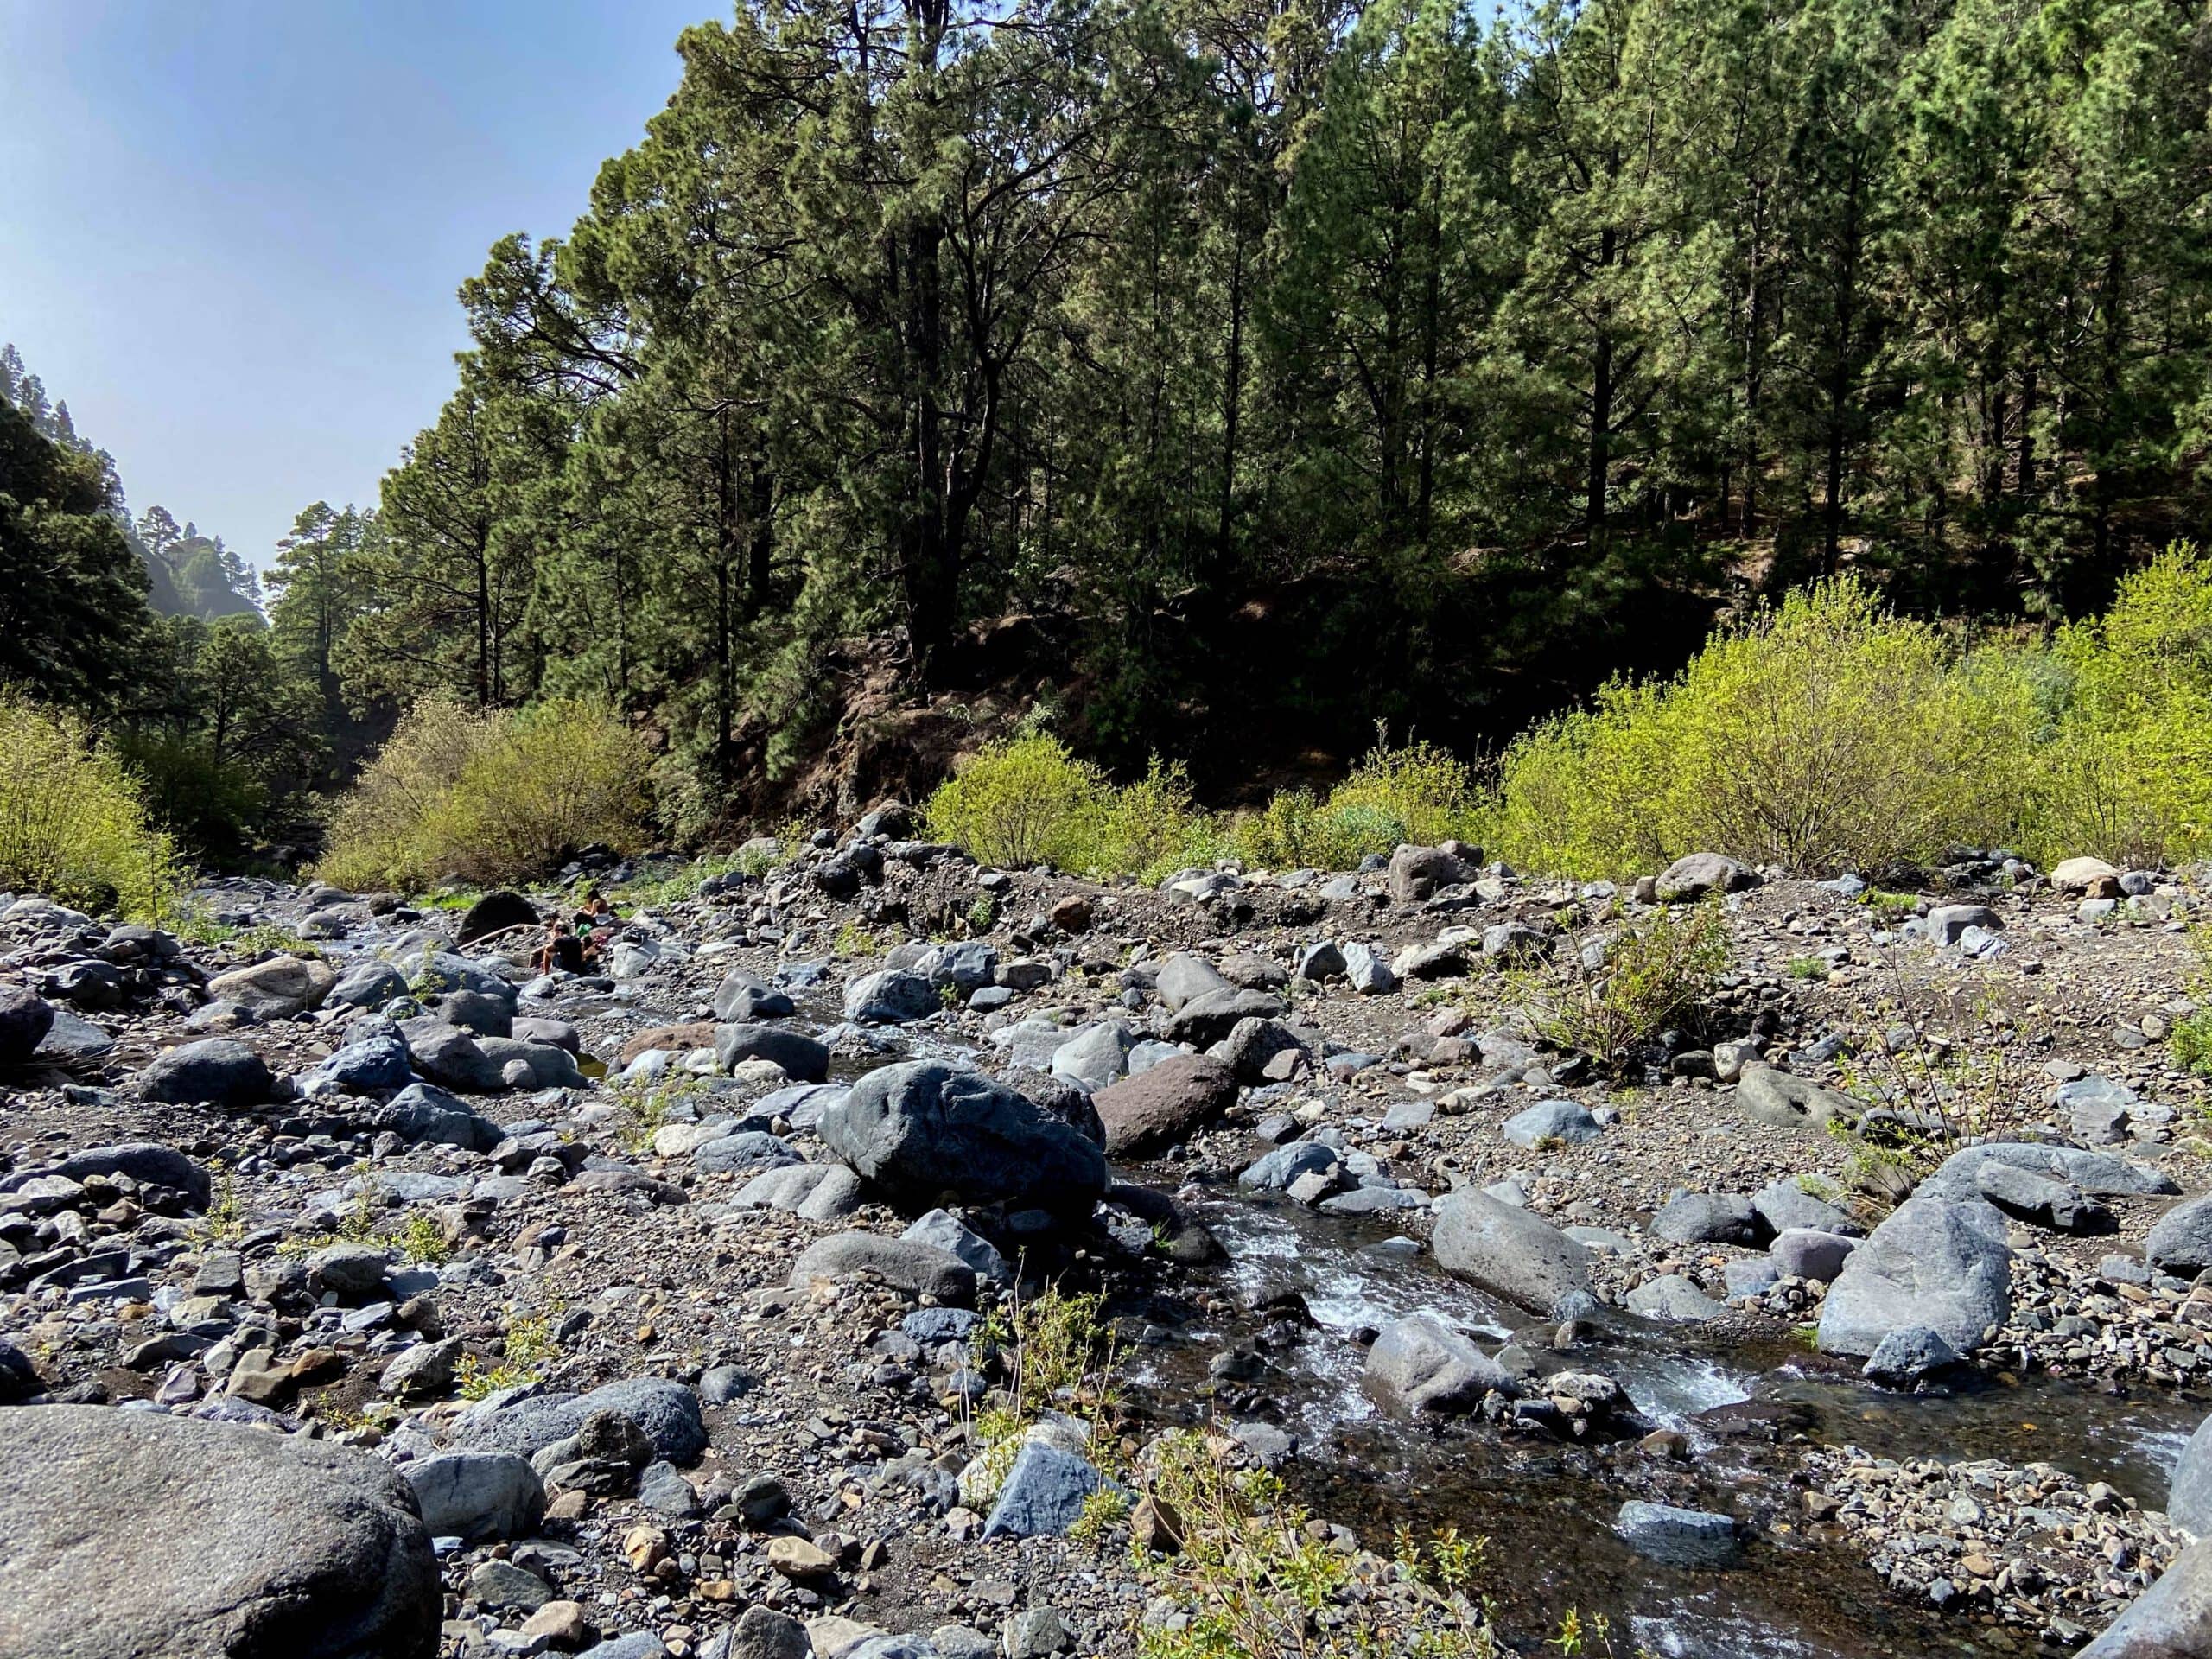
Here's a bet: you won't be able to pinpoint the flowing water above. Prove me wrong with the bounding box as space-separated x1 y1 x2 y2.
1115 1183 2203 1658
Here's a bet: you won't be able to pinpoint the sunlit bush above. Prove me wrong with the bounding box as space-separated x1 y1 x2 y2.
0 695 176 917
2027 544 2212 868
1488 579 2037 876
924 734 1108 869
1230 734 1484 870
319 697 651 891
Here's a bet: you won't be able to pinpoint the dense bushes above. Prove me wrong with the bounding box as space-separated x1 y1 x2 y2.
0 696 175 917
2030 547 2212 870
1488 580 2035 877
924 732 1487 880
1487 556 2212 878
317 698 651 891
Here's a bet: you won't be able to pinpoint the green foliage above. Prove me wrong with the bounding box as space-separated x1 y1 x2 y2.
319 696 651 891
1230 734 1485 871
1135 1429 1497 1659
2175 925 2212 1080
2029 545 2212 868
926 734 1111 870
0 378 158 714
0 695 177 918
1489 579 2037 876
1516 901 1730 1062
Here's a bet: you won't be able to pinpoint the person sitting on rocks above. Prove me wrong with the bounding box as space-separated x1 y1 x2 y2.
531 918 585 976
572 890 621 968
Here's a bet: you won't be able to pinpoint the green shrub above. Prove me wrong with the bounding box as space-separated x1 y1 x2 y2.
925 734 1107 869
1516 901 1730 1063
1230 733 1484 870
0 694 177 917
1489 578 2037 877
2028 544 2212 869
319 696 650 891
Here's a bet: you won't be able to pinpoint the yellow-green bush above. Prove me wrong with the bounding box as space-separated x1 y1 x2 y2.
2027 544 2212 868
1229 734 1485 870
319 697 651 891
0 695 176 917
1488 579 2037 877
924 734 1109 869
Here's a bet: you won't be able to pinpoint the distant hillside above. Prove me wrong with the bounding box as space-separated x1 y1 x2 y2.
0 343 261 626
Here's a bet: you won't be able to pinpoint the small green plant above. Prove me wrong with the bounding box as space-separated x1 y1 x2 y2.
1135 1429 1497 1659
230 923 319 958
833 920 891 957
194 1170 247 1245
1859 889 1922 915
966 893 998 934
1788 956 1829 981
456 1356 529 1402
1516 902 1730 1064
397 1213 451 1266
2172 925 2212 1078
1070 1485 1132 1545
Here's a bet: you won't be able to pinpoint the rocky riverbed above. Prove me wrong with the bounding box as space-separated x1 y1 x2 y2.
3 823 2212 1658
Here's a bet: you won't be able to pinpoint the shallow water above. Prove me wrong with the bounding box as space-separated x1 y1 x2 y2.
1119 1180 2206 1658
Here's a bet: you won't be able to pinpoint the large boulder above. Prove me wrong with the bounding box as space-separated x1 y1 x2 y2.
819 1062 1109 1211
2165 1412 2212 1539
2147 1193 2212 1279
40 1142 213 1209
379 1084 502 1152
1164 988 1285 1046
2050 856 2122 898
1431 1186 1596 1316
456 891 537 947
842 970 940 1024
1389 845 1471 905
1153 953 1231 1012
715 1024 830 1084
452 1380 706 1465
0 1404 438 1658
0 982 56 1064
1921 1142 2177 1204
788 1232 976 1304
207 954 335 1020
1092 1055 1237 1158
403 1451 544 1543
399 1019 505 1092
1734 1065 1857 1132
137 1039 274 1105
2077 1541 2212 1657
1363 1313 1516 1414
712 970 795 1022
1816 1196 2012 1358
1653 853 1757 901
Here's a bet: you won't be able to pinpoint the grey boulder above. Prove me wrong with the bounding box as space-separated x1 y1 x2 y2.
0 982 57 1063
403 1450 545 1542
0 1403 437 1659
1734 1065 1857 1132
820 1062 1108 1212
843 969 941 1024
2077 1540 2212 1657
1431 1186 1596 1317
2166 1411 2212 1539
138 1039 273 1105
789 1231 977 1305
1363 1313 1516 1414
713 1023 830 1084
1816 1196 2012 1358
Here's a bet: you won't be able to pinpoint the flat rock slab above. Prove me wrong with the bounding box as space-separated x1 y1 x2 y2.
0 1404 438 1658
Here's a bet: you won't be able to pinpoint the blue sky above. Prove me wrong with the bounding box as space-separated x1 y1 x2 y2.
0 0 715 568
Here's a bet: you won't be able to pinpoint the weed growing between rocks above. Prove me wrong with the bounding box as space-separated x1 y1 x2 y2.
1131 1429 1502 1659
2174 925 2212 1079
1512 901 1730 1065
